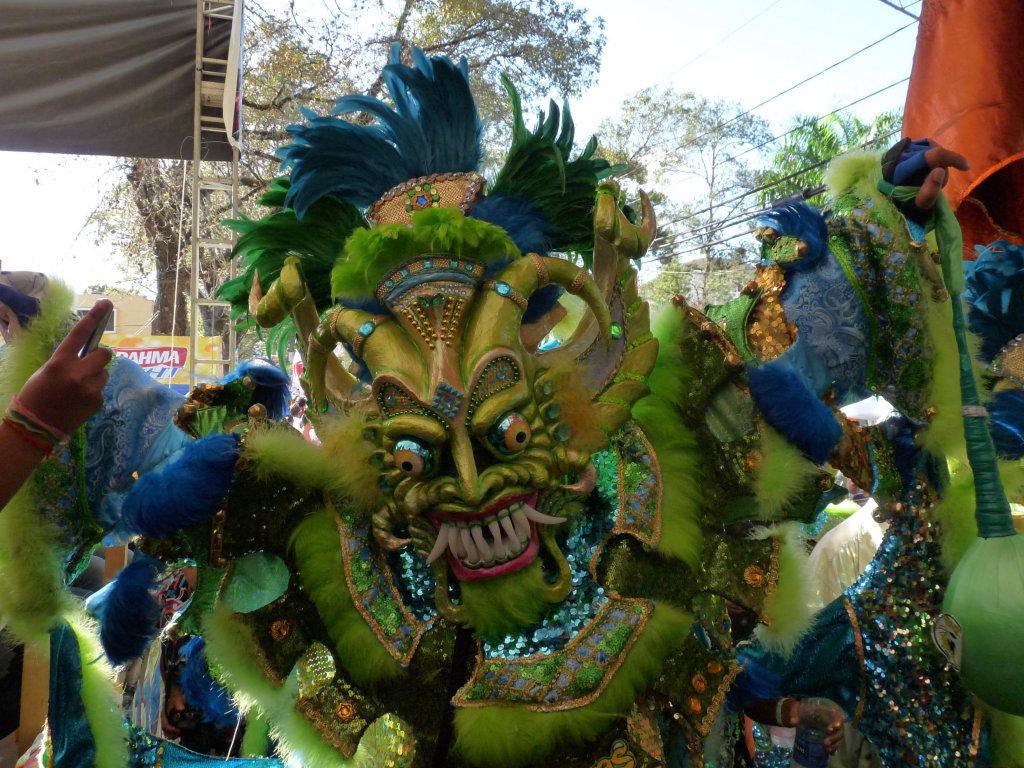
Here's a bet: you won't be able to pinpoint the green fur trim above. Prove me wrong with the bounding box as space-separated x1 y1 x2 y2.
987 704 1024 768
751 524 813 657
458 559 554 642
289 511 403 686
824 150 884 205
0 281 76 640
635 306 702 567
453 602 691 768
333 208 519 304
920 295 973 461
933 460 1024 573
243 428 340 491
68 613 129 768
240 710 271 758
754 425 822 518
204 603 356 768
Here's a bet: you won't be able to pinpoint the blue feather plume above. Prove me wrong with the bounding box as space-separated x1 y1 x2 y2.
280 45 482 219
221 358 290 420
747 360 842 463
121 434 241 538
990 389 1024 459
179 636 239 729
90 554 162 665
755 202 828 270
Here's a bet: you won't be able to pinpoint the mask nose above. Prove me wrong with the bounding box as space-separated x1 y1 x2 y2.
450 429 483 505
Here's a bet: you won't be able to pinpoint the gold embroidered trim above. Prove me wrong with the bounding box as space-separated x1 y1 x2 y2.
697 660 741 737
843 596 867 726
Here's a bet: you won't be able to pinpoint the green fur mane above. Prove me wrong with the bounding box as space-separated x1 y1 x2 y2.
332 207 519 304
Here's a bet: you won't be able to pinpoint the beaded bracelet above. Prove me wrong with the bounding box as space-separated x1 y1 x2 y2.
5 394 69 453
2 416 56 455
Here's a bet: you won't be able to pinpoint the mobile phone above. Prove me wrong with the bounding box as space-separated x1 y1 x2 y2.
79 304 113 358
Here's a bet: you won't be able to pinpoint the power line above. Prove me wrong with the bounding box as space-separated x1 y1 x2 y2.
876 0 919 20
647 127 901 259
669 20 915 157
660 0 788 81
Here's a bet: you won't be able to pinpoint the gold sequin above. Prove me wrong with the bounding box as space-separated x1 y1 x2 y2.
690 673 707 693
706 659 723 676
270 619 291 642
746 263 797 362
743 565 765 588
334 701 357 722
686 695 703 715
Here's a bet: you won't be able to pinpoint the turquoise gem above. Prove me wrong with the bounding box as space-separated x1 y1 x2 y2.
358 321 375 336
416 195 428 206
495 281 511 296
423 259 432 268
553 423 571 442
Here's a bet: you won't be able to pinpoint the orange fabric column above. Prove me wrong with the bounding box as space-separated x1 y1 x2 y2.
902 0 1024 253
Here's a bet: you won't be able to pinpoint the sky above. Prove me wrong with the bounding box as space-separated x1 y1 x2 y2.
0 0 921 295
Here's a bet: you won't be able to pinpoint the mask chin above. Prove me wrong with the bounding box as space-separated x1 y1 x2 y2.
454 559 561 643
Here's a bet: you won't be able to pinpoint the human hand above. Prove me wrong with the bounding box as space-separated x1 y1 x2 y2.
781 698 845 753
15 300 114 435
915 143 970 212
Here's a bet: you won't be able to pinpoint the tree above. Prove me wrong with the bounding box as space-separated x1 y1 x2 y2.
598 89 771 310
88 0 605 343
755 110 902 207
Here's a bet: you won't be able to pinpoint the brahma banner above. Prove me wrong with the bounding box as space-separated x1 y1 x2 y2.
105 335 223 394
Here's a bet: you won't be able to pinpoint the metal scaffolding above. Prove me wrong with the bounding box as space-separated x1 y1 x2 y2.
189 0 242 385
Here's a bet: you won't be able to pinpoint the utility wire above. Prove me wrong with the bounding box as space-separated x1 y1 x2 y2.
647 127 901 259
666 20 915 157
660 0 787 81
876 0 919 21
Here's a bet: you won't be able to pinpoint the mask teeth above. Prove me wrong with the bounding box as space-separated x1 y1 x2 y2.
441 498 556 569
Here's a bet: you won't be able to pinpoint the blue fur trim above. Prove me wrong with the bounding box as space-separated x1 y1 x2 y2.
747 361 842 463
179 636 239 729
121 434 241 538
222 358 290 420
280 45 482 218
91 555 162 665
469 195 551 256
755 202 828 270
990 389 1024 459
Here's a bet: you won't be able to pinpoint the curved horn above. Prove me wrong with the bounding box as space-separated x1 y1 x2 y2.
593 183 657 264
463 254 611 363
304 307 419 412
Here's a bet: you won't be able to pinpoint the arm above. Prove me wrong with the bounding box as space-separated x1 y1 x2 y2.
0 300 113 509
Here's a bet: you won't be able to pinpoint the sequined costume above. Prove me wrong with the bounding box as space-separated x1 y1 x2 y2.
3 49 1024 768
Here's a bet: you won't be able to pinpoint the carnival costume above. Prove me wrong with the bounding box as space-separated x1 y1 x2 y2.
1 48 1023 768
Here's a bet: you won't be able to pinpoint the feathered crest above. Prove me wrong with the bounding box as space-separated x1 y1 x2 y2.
279 44 483 219
471 76 617 263
217 178 365 362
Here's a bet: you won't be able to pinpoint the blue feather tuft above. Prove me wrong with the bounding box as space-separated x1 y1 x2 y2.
747 360 842 463
964 241 1024 362
280 47 482 219
755 202 828 269
122 434 241 538
469 195 552 256
92 555 162 665
179 636 239 729
222 358 290 420
990 389 1024 459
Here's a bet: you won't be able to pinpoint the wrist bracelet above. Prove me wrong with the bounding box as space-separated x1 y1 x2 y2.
3 416 56 455
776 697 791 726
7 394 69 449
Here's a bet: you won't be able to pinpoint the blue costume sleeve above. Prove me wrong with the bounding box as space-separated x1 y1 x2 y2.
728 598 862 720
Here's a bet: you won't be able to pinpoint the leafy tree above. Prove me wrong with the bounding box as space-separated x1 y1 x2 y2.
755 110 902 207
88 0 605 341
598 89 770 310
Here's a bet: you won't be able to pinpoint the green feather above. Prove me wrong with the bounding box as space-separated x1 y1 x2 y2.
217 177 366 357
457 559 557 642
69 613 130 768
453 602 690 768
490 77 619 263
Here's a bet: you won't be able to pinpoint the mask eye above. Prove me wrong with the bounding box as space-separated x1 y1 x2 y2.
488 412 531 455
393 438 435 477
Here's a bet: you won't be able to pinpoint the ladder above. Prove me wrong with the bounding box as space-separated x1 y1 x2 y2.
188 0 240 385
